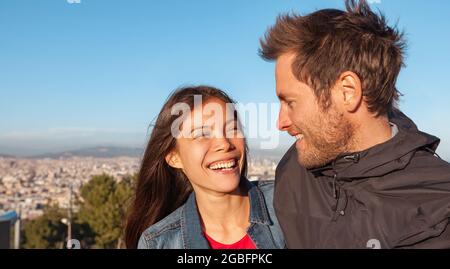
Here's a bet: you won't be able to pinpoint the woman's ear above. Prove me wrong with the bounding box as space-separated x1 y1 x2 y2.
165 151 183 169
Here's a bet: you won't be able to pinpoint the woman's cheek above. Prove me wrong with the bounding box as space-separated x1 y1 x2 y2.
231 137 245 151
181 141 210 168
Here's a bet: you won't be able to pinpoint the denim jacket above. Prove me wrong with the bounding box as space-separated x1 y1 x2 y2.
138 179 285 249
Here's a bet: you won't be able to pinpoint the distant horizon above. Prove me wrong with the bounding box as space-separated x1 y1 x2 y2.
0 143 291 159
1 141 449 163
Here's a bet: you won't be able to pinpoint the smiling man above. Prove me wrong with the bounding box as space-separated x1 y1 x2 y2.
259 0 450 248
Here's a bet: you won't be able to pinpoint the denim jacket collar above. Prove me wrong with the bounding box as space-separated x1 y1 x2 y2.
181 179 272 249
182 193 210 249
246 179 272 226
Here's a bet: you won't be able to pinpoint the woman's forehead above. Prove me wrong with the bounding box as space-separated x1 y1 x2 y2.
188 100 237 124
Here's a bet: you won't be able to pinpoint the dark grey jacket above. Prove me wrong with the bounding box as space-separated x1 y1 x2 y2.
274 111 450 248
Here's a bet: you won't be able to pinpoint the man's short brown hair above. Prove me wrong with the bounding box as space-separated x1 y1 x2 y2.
259 0 406 116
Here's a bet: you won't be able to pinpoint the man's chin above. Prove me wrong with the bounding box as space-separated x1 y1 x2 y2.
296 150 330 169
297 156 318 169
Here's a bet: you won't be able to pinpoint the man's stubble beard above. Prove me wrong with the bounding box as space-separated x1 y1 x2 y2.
297 106 356 169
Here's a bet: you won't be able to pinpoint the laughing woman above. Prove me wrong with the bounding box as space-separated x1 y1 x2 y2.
124 86 285 249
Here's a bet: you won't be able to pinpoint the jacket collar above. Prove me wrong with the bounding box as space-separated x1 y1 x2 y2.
245 179 272 225
181 178 271 248
309 111 440 181
181 193 210 249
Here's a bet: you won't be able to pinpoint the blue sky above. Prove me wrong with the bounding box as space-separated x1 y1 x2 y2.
0 0 449 160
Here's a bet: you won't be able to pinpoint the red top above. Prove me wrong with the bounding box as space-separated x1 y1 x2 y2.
204 232 257 249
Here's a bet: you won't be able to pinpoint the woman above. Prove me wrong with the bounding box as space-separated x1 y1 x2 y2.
125 86 285 249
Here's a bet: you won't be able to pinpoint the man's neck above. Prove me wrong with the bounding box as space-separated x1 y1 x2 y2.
350 115 393 153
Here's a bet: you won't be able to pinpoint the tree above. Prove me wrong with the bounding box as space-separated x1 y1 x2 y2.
21 173 134 249
77 173 134 248
22 204 95 249
22 205 65 249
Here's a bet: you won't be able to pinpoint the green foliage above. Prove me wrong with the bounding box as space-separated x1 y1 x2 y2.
22 205 66 249
21 173 135 249
77 173 134 248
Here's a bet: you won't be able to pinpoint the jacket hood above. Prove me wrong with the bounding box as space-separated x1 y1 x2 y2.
310 109 441 181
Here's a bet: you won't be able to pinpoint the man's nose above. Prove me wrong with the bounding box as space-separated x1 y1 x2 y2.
277 106 292 131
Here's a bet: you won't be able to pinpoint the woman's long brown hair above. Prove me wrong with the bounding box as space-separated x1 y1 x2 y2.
124 86 248 248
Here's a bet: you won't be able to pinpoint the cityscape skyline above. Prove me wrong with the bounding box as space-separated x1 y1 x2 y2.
0 154 279 220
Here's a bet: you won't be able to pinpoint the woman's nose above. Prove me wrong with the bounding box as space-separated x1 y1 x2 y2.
212 136 233 152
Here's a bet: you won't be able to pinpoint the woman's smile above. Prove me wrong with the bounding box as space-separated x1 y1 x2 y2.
206 158 240 174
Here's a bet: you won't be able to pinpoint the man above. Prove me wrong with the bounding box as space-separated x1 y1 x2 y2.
259 0 450 248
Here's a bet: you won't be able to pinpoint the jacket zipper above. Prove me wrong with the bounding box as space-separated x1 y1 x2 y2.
332 173 338 199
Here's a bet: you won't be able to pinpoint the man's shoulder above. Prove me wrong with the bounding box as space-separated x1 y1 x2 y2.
405 149 450 183
275 144 310 186
276 144 298 172
410 148 450 168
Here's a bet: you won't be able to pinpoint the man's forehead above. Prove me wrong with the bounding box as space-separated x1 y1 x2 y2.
276 53 298 82
276 52 296 68
276 53 298 98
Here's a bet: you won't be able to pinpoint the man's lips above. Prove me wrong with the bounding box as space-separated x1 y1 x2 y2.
288 131 304 140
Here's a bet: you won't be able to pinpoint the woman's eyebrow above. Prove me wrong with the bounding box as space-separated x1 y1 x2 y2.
190 126 204 132
190 117 238 131
190 125 213 132
225 119 237 127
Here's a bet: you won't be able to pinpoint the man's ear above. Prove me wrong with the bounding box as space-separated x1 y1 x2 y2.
165 151 183 169
335 71 363 113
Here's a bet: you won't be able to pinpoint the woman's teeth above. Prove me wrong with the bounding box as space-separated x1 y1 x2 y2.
209 159 236 170
295 134 304 140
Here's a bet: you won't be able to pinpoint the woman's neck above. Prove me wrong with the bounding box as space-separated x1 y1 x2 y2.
195 185 250 243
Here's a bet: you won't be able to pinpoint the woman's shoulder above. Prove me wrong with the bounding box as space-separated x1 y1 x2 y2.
252 179 275 188
247 179 276 209
138 204 185 249
250 179 275 197
247 179 286 247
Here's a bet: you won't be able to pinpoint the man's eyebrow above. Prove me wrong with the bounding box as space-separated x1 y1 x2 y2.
277 92 287 101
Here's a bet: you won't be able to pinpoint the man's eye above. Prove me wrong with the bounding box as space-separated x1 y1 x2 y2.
287 101 294 108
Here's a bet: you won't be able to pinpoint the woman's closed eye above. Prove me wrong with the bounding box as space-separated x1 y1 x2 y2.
192 127 213 139
226 126 242 138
